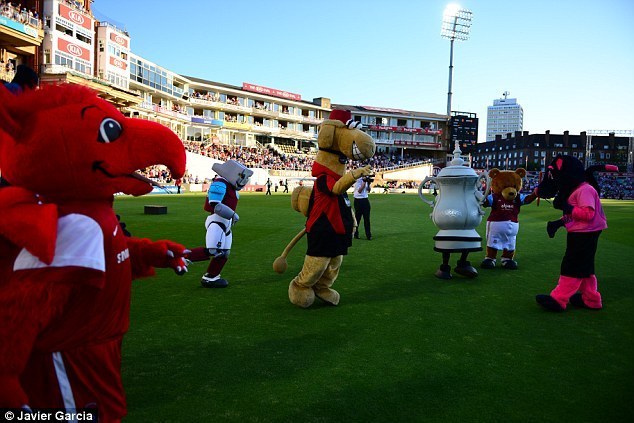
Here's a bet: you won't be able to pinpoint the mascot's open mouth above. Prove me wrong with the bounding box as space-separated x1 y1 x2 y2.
352 142 365 161
93 161 163 187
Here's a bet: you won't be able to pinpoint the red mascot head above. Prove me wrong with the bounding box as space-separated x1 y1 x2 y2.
0 84 185 202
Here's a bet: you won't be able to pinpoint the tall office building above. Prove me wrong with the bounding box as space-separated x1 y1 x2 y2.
486 93 523 142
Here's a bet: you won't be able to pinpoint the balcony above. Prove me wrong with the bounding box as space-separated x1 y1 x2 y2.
251 123 275 134
302 115 322 125
0 67 14 82
41 63 90 77
279 112 303 122
190 116 223 127
190 97 252 114
223 120 251 130
137 101 189 121
0 5 44 47
251 106 280 119
367 124 443 136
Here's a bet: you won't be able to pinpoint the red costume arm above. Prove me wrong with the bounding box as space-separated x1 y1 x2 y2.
127 237 189 279
0 187 58 265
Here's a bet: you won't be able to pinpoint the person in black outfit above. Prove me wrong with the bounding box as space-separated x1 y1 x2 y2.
265 178 272 195
353 174 372 240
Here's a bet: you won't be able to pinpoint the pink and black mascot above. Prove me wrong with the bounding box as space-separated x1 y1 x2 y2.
0 83 189 421
534 154 618 312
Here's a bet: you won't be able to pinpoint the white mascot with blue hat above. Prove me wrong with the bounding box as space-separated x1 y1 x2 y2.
187 160 253 287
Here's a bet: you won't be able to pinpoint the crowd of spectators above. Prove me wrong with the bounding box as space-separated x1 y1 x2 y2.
597 174 633 199
519 171 633 199
145 141 634 198
184 140 314 171
1 1 40 27
183 141 433 174
361 152 430 172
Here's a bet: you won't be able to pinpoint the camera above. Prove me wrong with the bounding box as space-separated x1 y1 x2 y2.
363 175 375 183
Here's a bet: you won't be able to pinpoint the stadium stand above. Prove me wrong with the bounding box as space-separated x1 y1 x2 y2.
140 141 634 198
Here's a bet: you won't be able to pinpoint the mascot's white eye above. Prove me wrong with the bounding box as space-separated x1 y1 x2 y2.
98 118 122 143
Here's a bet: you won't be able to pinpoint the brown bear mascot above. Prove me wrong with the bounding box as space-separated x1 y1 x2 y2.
480 168 537 270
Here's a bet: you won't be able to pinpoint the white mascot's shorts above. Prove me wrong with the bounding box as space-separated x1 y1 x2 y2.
485 221 519 251
205 214 233 251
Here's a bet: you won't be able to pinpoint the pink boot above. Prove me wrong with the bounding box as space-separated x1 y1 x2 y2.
570 275 602 309
550 275 583 309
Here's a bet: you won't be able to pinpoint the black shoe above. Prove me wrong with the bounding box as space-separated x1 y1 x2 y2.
569 293 602 310
535 294 564 312
367 235 372 240
435 264 452 280
501 259 518 270
480 258 496 269
569 293 587 308
354 233 360 239
455 261 478 278
201 273 228 288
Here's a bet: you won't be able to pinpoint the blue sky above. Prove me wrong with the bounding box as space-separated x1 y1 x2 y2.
93 0 634 143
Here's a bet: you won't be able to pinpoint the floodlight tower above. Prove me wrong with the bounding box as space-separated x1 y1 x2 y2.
441 4 473 117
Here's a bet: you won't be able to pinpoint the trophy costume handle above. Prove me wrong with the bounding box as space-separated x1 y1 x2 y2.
418 176 436 207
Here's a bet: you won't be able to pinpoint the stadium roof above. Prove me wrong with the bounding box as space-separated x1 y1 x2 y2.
182 75 327 108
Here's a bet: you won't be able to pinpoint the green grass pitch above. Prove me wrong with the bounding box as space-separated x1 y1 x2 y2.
114 193 634 422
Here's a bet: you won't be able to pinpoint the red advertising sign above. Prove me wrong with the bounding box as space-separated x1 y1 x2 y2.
109 32 129 49
368 125 442 135
58 38 91 61
109 56 128 70
394 141 442 148
242 83 301 101
59 3 93 30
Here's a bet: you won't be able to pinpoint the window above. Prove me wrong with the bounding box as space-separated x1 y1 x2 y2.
56 23 73 36
397 119 407 127
54 52 73 69
76 33 91 44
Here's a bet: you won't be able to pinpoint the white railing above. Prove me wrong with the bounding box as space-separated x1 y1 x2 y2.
379 160 432 172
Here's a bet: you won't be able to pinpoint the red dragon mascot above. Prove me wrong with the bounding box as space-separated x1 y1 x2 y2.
0 84 188 421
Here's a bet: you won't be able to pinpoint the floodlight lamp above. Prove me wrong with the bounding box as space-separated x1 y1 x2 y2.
443 4 461 19
440 4 473 41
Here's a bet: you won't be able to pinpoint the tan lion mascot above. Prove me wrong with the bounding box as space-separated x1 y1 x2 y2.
273 110 375 308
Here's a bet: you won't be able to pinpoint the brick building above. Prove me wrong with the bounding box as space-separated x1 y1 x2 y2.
468 130 632 172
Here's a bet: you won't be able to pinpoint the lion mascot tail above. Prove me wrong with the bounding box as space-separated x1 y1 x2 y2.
272 186 312 274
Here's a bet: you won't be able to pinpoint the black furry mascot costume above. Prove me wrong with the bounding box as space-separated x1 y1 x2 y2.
534 155 618 312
